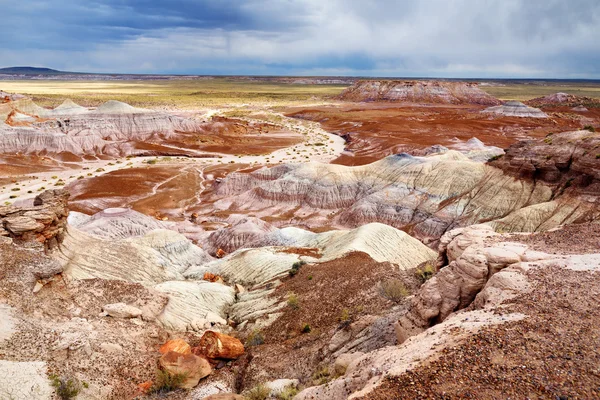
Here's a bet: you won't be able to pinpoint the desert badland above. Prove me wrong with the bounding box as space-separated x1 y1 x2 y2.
1 74 600 400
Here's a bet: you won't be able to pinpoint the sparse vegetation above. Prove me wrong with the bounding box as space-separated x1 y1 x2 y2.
276 385 300 400
584 125 596 132
415 262 436 283
49 375 81 400
289 260 306 277
312 365 332 385
287 292 299 309
148 369 187 394
245 383 271 400
379 279 409 303
246 329 265 347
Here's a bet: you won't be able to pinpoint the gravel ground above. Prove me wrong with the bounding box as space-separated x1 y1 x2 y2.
362 265 600 399
505 222 600 255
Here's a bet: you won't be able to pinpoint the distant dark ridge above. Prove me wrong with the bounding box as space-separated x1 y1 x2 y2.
0 66 68 75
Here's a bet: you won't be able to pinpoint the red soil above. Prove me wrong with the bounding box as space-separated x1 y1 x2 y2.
285 103 593 165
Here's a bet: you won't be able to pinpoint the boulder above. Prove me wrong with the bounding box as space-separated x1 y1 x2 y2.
158 351 212 389
159 339 191 355
193 331 244 360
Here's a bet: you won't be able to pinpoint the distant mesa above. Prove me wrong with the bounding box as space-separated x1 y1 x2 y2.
482 101 548 118
337 80 502 105
526 92 600 108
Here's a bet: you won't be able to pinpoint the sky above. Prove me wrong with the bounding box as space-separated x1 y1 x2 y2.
1 0 599 78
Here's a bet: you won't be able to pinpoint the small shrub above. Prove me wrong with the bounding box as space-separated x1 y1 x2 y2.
148 369 187 394
50 375 81 400
596 154 600 159
289 260 306 277
246 329 265 347
10 187 20 191
415 262 436 283
544 137 553 145
379 279 409 303
312 366 331 385
95 168 105 173
245 383 271 400
307 275 313 280
339 308 351 323
301 323 311 333
51 175 58 179
287 292 299 309
146 159 157 165
277 385 299 400
488 154 503 161
9 195 17 199
584 125 596 132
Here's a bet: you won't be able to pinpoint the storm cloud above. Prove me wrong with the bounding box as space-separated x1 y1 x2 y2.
1 0 599 77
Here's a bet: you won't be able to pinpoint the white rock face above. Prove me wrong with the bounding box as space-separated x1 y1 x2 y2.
59 227 213 284
0 360 53 400
69 208 170 239
155 280 235 331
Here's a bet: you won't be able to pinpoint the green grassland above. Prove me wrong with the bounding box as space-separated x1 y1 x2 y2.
0 79 348 109
481 82 600 101
2 78 600 109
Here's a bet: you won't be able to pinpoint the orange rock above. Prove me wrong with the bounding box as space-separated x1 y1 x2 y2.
137 381 153 393
193 330 244 360
203 272 225 283
159 338 191 355
216 248 226 258
159 351 212 389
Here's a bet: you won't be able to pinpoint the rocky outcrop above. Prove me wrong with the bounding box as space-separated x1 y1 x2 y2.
0 189 69 249
491 129 600 192
482 101 548 118
337 80 501 105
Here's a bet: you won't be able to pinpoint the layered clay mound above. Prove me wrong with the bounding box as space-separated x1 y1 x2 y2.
338 80 501 105
211 151 592 242
482 101 548 118
0 93 207 157
526 92 600 108
68 208 171 239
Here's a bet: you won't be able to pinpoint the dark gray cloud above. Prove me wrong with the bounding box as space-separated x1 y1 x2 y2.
0 0 599 77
